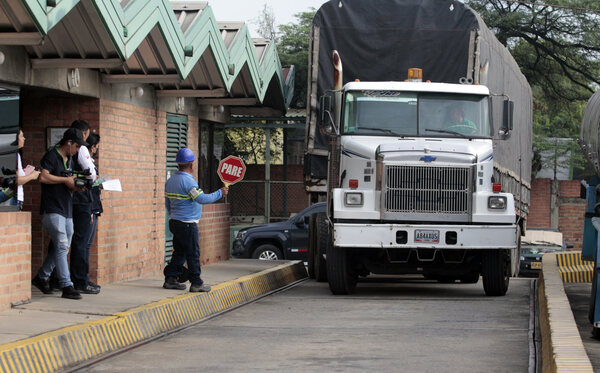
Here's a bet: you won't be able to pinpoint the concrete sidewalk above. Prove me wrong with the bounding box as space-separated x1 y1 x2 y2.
0 259 307 373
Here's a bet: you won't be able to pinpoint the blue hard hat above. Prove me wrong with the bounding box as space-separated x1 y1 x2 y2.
175 147 195 163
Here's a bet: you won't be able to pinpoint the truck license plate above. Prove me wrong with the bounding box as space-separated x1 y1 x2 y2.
415 230 440 243
531 262 542 269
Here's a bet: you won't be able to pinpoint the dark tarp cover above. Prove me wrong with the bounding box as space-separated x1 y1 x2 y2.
581 90 600 175
304 0 532 210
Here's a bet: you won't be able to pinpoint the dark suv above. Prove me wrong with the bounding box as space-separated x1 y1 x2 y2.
232 202 326 260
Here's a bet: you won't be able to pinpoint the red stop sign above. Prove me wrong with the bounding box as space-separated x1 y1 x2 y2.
217 155 246 185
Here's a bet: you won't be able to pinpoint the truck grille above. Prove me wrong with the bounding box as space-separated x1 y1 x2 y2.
384 165 472 214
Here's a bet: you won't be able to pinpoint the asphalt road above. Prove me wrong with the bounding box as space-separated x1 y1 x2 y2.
79 276 534 373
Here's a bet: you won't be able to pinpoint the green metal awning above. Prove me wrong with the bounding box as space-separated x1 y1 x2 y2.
0 0 293 115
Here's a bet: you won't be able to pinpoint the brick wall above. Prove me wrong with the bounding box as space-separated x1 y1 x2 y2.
528 178 551 228
558 180 586 251
0 212 31 311
528 178 585 250
95 99 165 282
198 203 230 264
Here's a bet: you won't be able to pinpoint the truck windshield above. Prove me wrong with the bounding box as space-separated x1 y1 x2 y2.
343 91 490 138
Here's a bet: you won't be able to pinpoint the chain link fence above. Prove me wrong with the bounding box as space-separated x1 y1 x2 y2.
229 180 308 223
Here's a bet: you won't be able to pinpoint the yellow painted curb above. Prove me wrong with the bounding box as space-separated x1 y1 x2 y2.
556 252 594 283
0 261 307 373
539 253 593 372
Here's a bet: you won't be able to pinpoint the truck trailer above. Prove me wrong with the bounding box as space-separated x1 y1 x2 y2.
304 0 533 295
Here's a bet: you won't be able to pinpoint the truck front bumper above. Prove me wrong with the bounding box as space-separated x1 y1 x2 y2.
333 223 517 249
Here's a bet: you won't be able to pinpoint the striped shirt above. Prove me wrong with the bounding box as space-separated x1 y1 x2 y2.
165 171 222 222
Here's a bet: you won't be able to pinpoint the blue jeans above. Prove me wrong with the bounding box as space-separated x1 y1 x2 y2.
70 203 93 288
165 220 203 285
38 213 74 288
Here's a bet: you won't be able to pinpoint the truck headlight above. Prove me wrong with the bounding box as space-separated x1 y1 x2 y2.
488 196 507 210
345 192 363 206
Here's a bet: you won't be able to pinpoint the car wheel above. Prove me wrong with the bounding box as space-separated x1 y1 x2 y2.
252 244 283 260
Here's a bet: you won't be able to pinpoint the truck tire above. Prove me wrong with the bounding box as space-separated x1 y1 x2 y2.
252 244 282 260
326 244 357 295
315 213 329 282
482 250 509 296
307 214 316 279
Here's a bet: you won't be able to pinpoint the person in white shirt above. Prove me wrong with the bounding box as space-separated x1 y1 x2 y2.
13 129 40 209
69 120 100 294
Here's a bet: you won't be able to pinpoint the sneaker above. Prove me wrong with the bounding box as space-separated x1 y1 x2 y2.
189 283 211 293
75 284 100 294
163 277 186 290
88 281 101 289
32 275 54 294
62 286 82 300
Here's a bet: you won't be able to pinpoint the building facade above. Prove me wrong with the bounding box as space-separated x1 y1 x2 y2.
0 1 292 311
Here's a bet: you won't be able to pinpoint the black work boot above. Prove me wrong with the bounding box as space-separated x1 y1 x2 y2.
32 275 54 294
163 277 186 290
189 283 211 292
61 286 82 300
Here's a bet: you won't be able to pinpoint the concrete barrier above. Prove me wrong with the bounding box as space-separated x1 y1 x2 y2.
556 252 594 283
538 253 593 372
0 261 307 373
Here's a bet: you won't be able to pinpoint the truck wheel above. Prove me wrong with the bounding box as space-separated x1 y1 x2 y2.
252 244 282 260
307 215 316 279
482 250 509 296
326 244 357 295
460 272 480 284
315 213 329 282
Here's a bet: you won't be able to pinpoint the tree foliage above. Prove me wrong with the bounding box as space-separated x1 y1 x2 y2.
224 126 283 165
467 0 600 179
277 10 316 109
253 4 278 43
467 0 600 102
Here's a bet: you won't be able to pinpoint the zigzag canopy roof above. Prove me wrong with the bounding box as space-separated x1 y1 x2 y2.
0 0 293 115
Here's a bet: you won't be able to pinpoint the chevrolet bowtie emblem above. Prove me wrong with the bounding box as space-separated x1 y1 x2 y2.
420 155 436 162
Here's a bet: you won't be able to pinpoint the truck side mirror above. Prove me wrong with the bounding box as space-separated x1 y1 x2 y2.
319 95 335 136
503 100 514 132
320 96 331 122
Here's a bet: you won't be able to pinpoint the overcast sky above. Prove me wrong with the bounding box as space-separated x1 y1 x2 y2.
205 0 329 36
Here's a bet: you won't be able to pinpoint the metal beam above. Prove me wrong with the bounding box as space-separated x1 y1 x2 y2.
225 123 305 129
0 32 42 45
230 116 306 123
230 106 284 117
31 58 123 69
102 74 181 84
156 88 226 98
197 98 257 106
